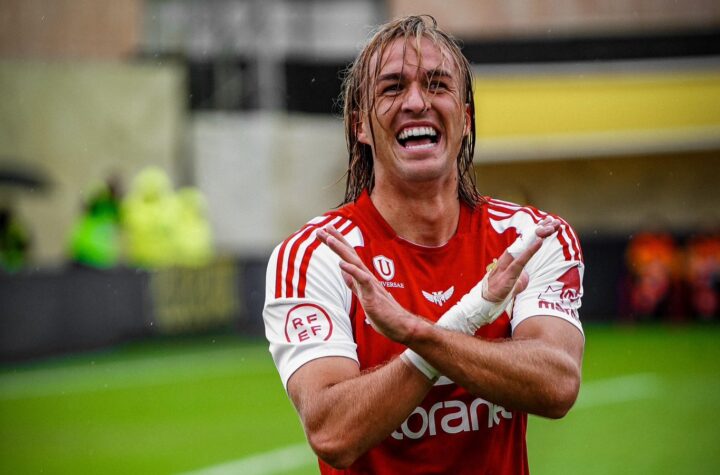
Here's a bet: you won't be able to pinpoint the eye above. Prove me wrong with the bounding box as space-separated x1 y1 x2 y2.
380 82 402 95
428 80 448 92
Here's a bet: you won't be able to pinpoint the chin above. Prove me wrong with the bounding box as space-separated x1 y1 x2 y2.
399 162 455 184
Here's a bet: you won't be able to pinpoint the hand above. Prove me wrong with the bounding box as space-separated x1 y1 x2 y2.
439 215 561 333
483 217 561 303
402 216 561 380
316 225 423 343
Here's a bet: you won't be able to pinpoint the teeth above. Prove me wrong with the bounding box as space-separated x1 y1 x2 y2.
397 127 437 141
405 142 435 150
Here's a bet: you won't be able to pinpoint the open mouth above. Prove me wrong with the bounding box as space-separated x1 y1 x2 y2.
396 126 440 150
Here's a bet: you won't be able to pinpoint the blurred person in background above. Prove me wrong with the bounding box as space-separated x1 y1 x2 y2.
263 15 584 474
68 178 122 269
121 166 213 269
121 166 179 268
685 229 720 321
624 230 683 321
0 207 30 272
173 187 213 267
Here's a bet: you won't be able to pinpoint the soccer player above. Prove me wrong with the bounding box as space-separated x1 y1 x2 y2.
263 15 584 474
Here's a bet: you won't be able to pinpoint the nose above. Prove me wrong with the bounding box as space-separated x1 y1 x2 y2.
402 82 429 113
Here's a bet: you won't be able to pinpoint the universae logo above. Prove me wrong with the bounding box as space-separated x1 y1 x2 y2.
372 255 395 281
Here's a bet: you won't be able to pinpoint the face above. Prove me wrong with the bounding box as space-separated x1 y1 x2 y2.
357 36 471 189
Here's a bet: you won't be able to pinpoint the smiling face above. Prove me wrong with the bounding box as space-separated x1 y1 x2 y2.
357 36 471 191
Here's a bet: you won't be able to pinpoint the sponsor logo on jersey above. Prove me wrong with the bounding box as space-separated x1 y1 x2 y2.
372 255 395 281
538 300 578 319
391 397 512 440
372 255 405 289
284 303 333 343
537 266 581 319
422 286 455 306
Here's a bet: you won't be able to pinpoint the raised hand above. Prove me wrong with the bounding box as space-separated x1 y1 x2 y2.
402 216 562 380
483 217 561 303
316 225 422 343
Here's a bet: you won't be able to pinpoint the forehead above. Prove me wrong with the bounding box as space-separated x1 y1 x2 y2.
374 36 455 78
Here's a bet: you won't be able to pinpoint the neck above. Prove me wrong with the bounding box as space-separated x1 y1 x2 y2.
370 180 460 247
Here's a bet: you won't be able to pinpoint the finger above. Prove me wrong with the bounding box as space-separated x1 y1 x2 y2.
490 252 514 279
510 270 529 297
500 218 559 270
535 218 561 238
339 260 376 290
325 225 353 248
320 226 365 268
506 229 539 259
339 261 385 305
340 268 355 290
505 236 543 274
494 236 539 274
317 228 368 270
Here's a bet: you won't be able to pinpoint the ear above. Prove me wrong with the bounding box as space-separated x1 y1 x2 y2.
463 103 472 137
355 112 371 146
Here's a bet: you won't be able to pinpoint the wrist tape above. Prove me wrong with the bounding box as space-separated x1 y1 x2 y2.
402 271 515 380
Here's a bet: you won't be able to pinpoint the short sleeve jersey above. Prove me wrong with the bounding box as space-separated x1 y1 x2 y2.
263 191 584 475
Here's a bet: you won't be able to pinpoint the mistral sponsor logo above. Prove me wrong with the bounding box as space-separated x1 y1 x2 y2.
538 266 582 320
391 397 512 440
373 255 404 288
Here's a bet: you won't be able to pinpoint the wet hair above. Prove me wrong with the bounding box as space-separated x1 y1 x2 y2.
340 14 481 206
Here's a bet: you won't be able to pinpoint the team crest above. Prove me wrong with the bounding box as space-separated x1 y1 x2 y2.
373 255 395 281
284 303 333 343
422 286 455 306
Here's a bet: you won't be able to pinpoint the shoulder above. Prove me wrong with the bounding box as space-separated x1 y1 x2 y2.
482 197 583 263
267 209 365 299
273 209 365 261
484 197 549 229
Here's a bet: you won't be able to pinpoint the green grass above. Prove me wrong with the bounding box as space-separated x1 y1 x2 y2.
1 325 719 474
529 324 720 475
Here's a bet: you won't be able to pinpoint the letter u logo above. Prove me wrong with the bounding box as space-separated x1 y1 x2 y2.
373 255 395 281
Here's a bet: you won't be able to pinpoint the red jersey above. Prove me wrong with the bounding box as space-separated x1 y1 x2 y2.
264 191 584 474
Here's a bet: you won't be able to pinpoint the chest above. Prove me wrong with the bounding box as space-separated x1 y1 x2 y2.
351 232 512 368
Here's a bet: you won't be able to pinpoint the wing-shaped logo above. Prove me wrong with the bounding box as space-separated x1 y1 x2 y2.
422 286 455 306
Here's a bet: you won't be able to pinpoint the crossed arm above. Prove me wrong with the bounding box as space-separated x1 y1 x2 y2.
286 223 584 469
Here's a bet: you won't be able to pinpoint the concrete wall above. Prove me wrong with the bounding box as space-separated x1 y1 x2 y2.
389 0 720 38
191 112 347 255
0 61 185 264
475 151 720 236
0 0 141 59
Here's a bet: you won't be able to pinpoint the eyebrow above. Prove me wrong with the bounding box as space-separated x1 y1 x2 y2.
376 68 455 83
426 68 454 79
376 72 403 83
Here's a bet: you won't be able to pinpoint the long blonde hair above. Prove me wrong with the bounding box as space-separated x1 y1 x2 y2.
340 15 481 206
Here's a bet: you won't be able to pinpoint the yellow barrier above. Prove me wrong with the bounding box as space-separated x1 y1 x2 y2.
473 66 720 160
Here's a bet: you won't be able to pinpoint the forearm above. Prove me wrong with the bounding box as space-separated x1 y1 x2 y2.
406 321 582 418
291 356 432 468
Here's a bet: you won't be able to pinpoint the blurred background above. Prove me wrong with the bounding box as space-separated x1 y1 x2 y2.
0 1 719 474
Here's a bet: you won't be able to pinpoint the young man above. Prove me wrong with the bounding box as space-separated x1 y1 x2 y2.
264 15 584 474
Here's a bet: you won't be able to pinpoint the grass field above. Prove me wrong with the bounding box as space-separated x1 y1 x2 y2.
1 324 719 474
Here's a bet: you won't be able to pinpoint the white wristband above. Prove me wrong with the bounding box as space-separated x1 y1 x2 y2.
400 350 439 381
401 272 513 380
436 272 513 334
